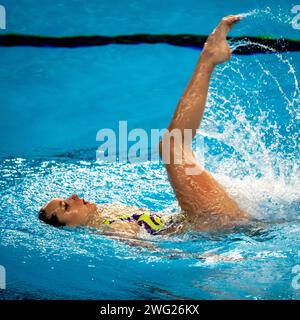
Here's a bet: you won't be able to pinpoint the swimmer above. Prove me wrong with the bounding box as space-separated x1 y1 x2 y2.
39 15 248 238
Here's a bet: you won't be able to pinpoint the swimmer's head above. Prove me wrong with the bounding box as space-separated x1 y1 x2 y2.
38 194 97 227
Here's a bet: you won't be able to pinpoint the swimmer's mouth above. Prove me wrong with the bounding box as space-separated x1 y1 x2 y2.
83 199 89 205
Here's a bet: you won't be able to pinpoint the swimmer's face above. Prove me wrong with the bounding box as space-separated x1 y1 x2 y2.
39 194 97 227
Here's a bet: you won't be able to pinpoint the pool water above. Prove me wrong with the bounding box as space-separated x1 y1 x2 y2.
0 1 299 299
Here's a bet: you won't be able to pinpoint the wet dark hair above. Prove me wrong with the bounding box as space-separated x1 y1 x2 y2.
38 209 66 227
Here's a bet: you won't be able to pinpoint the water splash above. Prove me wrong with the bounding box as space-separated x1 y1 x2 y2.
199 32 300 220
191 6 300 220
238 9 264 19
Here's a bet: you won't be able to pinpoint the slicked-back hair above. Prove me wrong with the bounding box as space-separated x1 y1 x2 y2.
38 209 66 227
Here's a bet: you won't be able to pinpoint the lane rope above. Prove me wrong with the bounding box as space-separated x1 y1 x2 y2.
0 34 299 54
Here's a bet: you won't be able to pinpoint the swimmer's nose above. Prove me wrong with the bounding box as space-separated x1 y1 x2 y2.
71 194 80 201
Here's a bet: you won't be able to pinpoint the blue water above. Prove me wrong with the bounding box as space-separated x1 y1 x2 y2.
0 1 300 299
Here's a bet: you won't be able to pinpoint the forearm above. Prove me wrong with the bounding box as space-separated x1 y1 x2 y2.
167 56 215 139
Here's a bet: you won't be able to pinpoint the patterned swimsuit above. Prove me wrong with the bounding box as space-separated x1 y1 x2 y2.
101 210 182 235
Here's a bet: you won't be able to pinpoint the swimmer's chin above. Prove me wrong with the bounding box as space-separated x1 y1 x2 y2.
88 202 98 213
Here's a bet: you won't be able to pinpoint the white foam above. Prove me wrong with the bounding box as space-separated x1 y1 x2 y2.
198 33 300 221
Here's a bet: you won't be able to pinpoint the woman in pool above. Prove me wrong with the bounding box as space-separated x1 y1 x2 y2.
39 15 248 237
